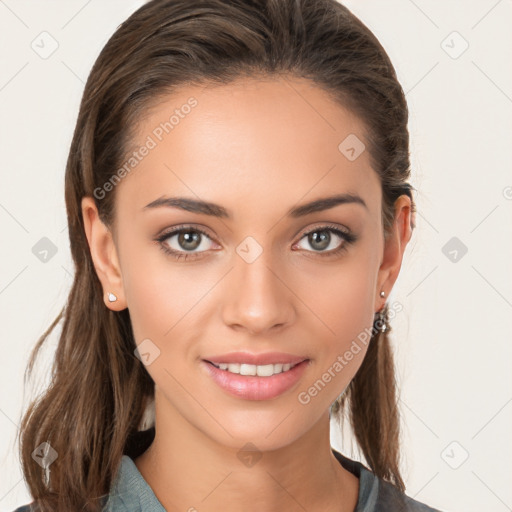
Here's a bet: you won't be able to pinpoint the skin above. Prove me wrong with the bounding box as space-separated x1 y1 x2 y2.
82 75 412 512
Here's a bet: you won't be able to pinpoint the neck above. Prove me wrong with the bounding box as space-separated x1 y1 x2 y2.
134 391 359 512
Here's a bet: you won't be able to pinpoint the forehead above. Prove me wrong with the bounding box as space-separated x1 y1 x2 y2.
114 76 380 221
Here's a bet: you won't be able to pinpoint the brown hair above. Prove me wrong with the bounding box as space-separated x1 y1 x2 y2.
17 0 415 509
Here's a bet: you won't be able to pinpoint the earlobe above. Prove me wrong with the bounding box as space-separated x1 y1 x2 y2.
81 196 127 311
375 195 413 310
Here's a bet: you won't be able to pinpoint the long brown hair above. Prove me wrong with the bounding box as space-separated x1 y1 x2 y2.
17 0 415 509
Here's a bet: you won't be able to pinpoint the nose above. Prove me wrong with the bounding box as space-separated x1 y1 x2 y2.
221 248 296 335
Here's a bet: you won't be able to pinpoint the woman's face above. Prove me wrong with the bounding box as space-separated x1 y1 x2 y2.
85 76 410 451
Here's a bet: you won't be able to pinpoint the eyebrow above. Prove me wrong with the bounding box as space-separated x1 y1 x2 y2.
142 193 367 218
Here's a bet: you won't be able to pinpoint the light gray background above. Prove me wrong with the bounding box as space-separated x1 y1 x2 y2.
1 1 511 511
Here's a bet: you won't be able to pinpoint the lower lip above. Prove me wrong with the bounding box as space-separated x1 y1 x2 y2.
201 360 310 401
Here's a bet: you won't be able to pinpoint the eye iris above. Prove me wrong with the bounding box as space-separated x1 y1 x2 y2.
309 230 330 251
178 231 201 251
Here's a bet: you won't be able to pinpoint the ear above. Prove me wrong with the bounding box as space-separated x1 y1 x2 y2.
81 196 127 311
375 195 413 312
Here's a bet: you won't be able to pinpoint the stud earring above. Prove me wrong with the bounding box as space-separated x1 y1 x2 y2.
108 292 117 302
374 290 387 333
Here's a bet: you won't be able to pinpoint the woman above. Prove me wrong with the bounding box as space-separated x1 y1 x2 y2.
14 0 443 510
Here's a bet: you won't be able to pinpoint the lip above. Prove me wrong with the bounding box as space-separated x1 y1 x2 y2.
201 358 311 401
204 351 308 366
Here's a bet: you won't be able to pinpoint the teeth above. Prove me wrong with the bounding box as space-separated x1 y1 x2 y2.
212 361 299 376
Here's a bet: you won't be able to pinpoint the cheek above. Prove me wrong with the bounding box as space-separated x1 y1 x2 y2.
119 238 184 344
120 240 217 362
306 253 378 345
298 251 378 399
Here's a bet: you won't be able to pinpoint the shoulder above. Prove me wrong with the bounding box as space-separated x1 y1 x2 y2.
12 498 110 512
331 449 443 512
11 505 36 512
376 477 443 511
11 456 135 512
11 496 110 512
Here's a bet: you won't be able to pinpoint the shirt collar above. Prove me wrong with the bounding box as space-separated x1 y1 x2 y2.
107 449 377 512
107 455 166 511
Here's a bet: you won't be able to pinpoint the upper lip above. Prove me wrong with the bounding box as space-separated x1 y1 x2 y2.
204 352 308 366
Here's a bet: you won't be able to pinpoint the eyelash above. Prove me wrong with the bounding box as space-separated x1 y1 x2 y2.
154 223 357 261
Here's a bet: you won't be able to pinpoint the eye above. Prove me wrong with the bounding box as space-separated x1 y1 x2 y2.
155 226 217 260
154 223 357 262
293 224 357 256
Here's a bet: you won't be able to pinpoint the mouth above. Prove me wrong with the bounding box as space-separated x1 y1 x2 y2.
204 360 303 377
201 356 311 401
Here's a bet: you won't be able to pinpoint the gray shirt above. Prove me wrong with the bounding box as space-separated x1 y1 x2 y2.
103 449 442 511
13 449 442 511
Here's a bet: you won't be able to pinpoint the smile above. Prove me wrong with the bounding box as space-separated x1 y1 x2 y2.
208 361 301 377
202 359 310 400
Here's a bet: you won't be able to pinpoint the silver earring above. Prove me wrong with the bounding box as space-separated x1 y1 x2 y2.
108 292 117 302
375 291 387 331
374 309 387 333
